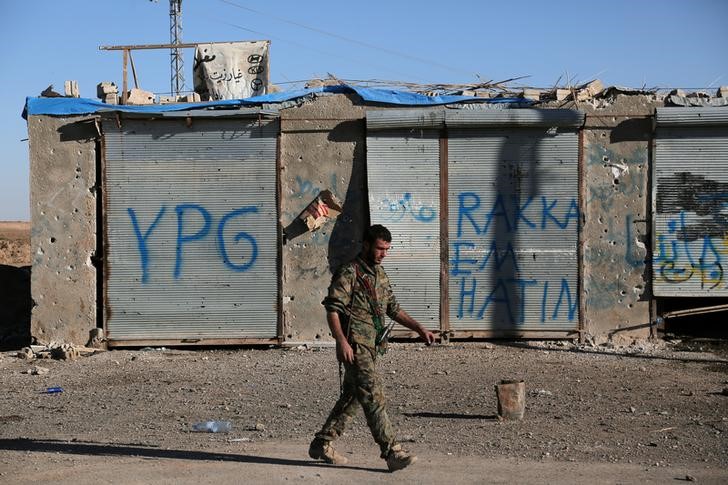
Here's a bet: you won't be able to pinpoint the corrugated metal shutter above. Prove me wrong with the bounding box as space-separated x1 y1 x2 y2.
102 114 279 342
448 117 581 331
366 126 441 329
653 107 728 296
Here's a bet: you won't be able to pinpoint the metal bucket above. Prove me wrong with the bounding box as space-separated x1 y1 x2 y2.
495 379 525 420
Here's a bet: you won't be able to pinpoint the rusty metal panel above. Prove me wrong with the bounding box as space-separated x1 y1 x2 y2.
448 127 580 331
102 115 279 341
654 109 728 296
367 129 440 329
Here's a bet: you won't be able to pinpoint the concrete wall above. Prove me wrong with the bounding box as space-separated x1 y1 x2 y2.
27 115 97 345
575 95 663 343
26 93 667 345
279 93 368 343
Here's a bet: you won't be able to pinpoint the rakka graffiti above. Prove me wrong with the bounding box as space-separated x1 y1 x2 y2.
127 204 259 283
452 191 579 325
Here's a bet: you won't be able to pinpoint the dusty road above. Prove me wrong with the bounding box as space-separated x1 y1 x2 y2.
1 341 726 484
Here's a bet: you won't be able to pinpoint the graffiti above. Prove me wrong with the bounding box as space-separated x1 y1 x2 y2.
380 192 436 223
454 276 577 323
292 174 339 200
654 172 728 290
456 192 579 237
654 212 726 289
452 191 579 325
128 204 259 284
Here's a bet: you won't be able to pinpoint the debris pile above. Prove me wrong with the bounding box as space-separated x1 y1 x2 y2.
16 343 102 361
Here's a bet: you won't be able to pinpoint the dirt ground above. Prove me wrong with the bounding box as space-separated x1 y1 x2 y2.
0 221 30 267
1 341 726 484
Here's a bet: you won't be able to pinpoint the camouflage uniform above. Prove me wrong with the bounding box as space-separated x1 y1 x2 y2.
315 255 401 458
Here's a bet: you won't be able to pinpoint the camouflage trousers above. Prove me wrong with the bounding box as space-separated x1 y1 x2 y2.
315 343 396 457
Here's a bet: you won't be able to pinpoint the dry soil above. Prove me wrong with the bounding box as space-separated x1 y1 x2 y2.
0 340 726 484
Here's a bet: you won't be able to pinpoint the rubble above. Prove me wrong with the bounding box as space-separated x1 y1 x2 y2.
575 79 605 101
64 80 80 98
97 82 119 105
16 342 102 361
126 88 155 105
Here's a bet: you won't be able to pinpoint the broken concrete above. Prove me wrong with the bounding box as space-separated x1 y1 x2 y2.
125 88 154 105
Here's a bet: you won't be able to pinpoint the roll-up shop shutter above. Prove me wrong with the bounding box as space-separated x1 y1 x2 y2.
366 110 443 329
446 109 584 332
653 107 728 296
102 110 279 344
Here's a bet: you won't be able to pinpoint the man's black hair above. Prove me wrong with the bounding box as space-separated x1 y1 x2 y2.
364 224 392 244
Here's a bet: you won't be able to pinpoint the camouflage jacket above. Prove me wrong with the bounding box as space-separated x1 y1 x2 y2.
322 255 401 350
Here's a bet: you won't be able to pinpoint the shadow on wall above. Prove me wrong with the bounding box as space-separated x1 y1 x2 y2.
281 119 367 273
327 119 367 273
489 130 542 329
0 265 31 350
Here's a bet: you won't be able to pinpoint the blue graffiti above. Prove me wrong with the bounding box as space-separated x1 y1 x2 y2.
381 192 436 223
175 204 212 279
128 203 259 283
127 206 167 284
456 276 575 323
451 240 519 276
218 206 259 272
293 173 339 200
452 191 580 325
456 192 579 237
654 212 724 288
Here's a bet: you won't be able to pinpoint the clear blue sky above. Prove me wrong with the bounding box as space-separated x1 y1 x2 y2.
1 0 727 221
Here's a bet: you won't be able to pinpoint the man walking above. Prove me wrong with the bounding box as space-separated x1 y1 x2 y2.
308 224 436 472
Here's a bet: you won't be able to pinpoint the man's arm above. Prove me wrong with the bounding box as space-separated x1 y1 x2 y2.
327 311 354 364
392 310 436 345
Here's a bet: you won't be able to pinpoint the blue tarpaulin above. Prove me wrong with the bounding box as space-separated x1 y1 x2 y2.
23 84 529 119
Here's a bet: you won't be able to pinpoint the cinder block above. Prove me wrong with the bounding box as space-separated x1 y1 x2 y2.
522 89 542 101
96 82 118 98
577 79 604 101
126 88 155 105
555 89 571 101
717 86 728 98
103 93 119 105
64 80 79 98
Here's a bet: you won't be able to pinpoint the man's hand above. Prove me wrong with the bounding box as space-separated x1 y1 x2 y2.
419 328 436 346
336 338 354 364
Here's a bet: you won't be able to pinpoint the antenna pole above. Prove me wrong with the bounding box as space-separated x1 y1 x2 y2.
170 0 184 96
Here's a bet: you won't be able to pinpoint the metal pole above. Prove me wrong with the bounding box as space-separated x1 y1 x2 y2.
170 0 184 96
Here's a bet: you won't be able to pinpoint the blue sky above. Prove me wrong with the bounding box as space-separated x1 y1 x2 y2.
1 0 727 221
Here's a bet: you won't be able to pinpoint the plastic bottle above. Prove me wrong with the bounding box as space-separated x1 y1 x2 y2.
42 386 64 394
191 420 232 433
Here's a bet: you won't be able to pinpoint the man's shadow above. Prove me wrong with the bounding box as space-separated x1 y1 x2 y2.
0 438 387 473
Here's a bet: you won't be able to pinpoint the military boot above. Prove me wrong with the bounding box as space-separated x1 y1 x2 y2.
308 438 349 465
386 444 417 472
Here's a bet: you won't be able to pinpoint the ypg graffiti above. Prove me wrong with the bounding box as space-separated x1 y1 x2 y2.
654 172 728 293
127 204 259 283
451 191 579 327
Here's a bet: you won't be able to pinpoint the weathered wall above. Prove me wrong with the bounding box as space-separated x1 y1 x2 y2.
279 94 368 343
26 93 668 345
28 115 97 345
575 95 663 343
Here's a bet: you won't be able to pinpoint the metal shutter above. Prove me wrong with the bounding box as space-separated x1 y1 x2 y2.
102 113 279 343
653 107 728 296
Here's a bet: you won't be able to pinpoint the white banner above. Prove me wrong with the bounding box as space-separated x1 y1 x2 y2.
193 41 269 100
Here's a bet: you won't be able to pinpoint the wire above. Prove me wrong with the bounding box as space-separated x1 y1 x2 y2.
215 0 475 77
197 13 426 81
